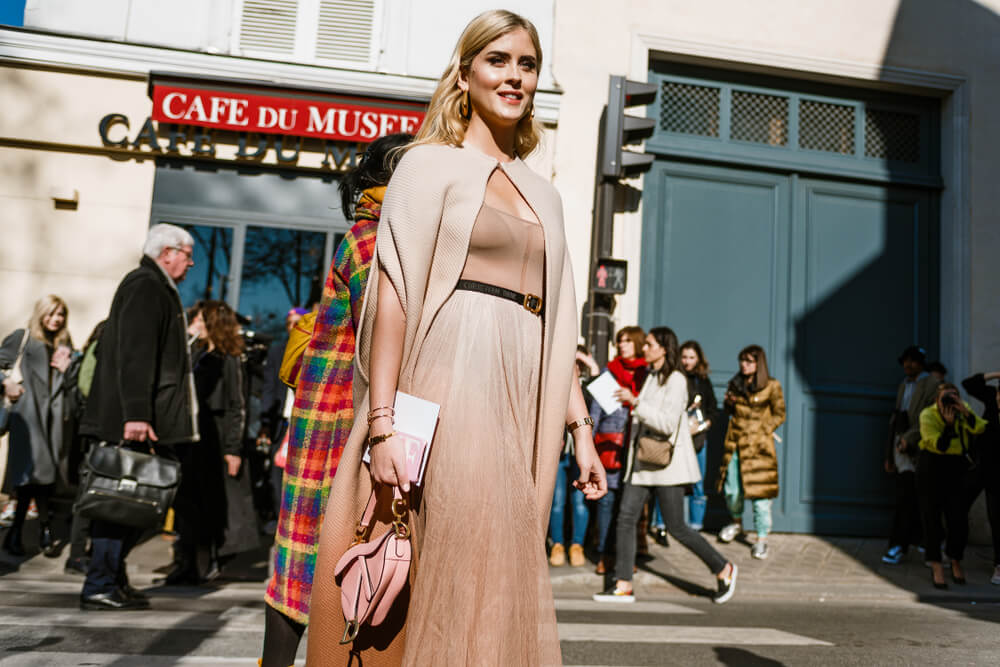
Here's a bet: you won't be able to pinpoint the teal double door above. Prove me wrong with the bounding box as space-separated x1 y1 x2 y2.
639 161 936 534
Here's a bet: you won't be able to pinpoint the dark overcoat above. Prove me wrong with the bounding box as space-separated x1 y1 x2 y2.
0 331 67 489
80 255 198 445
717 377 786 499
179 348 258 556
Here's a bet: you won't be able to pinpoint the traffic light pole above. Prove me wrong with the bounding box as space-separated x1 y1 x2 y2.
586 76 656 369
587 135 617 369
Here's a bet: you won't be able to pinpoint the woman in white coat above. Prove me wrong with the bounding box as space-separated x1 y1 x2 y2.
594 327 738 604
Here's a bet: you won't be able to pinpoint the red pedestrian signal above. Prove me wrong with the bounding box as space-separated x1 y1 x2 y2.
592 258 627 295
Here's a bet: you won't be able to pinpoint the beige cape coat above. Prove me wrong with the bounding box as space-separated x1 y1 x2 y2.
305 144 578 666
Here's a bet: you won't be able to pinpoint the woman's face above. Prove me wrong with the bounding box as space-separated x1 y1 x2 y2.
680 347 699 373
43 306 66 333
643 334 665 366
616 336 636 360
460 28 538 129
739 355 757 377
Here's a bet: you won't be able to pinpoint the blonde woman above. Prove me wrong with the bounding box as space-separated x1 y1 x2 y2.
1 295 74 557
303 10 606 666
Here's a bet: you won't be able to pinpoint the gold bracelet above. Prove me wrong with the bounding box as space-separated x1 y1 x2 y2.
368 431 396 447
566 417 594 433
367 406 395 426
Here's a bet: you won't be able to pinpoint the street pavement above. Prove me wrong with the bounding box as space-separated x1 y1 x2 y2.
1 526 999 665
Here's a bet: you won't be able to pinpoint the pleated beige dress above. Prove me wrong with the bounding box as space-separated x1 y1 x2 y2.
399 203 560 665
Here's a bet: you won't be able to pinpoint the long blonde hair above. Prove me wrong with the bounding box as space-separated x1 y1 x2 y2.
408 9 543 157
29 294 72 348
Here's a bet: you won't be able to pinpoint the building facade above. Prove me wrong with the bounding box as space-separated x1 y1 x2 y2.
549 0 1000 536
0 0 559 341
2 1 998 536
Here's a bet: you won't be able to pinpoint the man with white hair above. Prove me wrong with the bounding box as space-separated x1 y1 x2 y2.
79 223 200 610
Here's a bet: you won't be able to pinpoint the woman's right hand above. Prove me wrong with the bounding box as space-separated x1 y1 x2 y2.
369 431 410 493
2 377 24 402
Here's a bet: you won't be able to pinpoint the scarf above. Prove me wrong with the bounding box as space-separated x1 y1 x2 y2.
608 355 646 394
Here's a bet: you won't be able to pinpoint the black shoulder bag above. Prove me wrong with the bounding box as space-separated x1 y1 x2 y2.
73 441 181 528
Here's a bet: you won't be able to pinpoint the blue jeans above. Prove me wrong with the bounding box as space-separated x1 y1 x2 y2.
687 445 708 529
593 487 619 554
724 448 773 538
550 452 589 546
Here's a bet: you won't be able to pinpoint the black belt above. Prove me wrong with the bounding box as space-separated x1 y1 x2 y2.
455 279 543 316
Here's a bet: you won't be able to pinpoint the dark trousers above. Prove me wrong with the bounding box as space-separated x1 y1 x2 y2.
614 483 727 582
917 450 970 563
965 452 1000 566
888 470 922 551
68 512 91 560
82 520 142 596
81 442 174 597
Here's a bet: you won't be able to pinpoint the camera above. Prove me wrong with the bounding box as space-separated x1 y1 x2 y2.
940 392 960 408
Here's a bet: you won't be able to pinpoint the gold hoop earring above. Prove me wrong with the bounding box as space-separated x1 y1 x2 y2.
460 90 471 120
529 104 535 119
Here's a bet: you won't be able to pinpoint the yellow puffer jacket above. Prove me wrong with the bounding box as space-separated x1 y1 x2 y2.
717 378 786 499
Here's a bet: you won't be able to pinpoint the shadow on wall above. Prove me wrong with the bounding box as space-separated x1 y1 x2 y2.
788 0 999 622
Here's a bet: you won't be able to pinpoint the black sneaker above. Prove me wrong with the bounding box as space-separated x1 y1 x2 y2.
713 563 737 604
592 584 635 603
63 556 89 576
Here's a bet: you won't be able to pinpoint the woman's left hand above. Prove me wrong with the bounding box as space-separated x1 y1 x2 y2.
224 454 242 477
572 431 608 500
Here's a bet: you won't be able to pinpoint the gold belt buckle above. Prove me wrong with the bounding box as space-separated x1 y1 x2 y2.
523 293 542 314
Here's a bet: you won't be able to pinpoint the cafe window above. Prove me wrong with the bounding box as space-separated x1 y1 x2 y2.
150 161 347 339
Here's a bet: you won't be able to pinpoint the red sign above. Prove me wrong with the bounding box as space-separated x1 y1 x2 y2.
150 83 426 142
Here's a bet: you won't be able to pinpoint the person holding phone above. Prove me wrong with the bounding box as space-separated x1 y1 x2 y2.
1 295 74 557
917 383 987 588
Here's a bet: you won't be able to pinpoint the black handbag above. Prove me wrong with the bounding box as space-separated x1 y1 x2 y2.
73 442 181 528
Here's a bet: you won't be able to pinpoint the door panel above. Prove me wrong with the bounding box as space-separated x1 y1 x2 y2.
639 162 790 390
786 179 933 533
641 162 935 535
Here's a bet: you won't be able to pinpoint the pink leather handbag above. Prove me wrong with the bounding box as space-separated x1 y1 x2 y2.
334 486 411 644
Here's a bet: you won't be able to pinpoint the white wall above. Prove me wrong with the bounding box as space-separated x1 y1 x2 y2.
0 67 154 345
23 0 557 88
24 0 235 52
379 0 556 88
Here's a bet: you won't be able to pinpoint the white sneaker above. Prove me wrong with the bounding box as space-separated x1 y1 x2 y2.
991 566 1000 586
718 522 742 543
751 541 769 560
593 584 635 603
0 501 14 527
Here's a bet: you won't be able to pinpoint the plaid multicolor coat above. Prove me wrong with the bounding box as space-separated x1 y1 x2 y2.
264 187 383 624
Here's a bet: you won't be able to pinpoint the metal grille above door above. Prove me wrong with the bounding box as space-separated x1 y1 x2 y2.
798 99 855 155
659 82 721 137
647 63 941 187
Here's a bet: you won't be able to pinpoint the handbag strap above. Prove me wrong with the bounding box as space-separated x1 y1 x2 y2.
7 329 30 385
350 486 409 546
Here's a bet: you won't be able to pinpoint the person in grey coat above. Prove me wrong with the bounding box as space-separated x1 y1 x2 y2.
882 345 940 565
1 295 74 557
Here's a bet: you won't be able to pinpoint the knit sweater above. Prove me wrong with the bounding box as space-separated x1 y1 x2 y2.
306 144 579 665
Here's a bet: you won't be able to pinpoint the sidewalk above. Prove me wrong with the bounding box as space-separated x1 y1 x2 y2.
549 532 1000 603
3 521 998 605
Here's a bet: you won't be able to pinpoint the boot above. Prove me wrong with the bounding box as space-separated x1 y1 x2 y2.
3 524 25 556
39 522 57 557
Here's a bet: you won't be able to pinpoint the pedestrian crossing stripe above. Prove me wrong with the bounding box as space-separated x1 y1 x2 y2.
558 623 832 646
554 599 704 614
